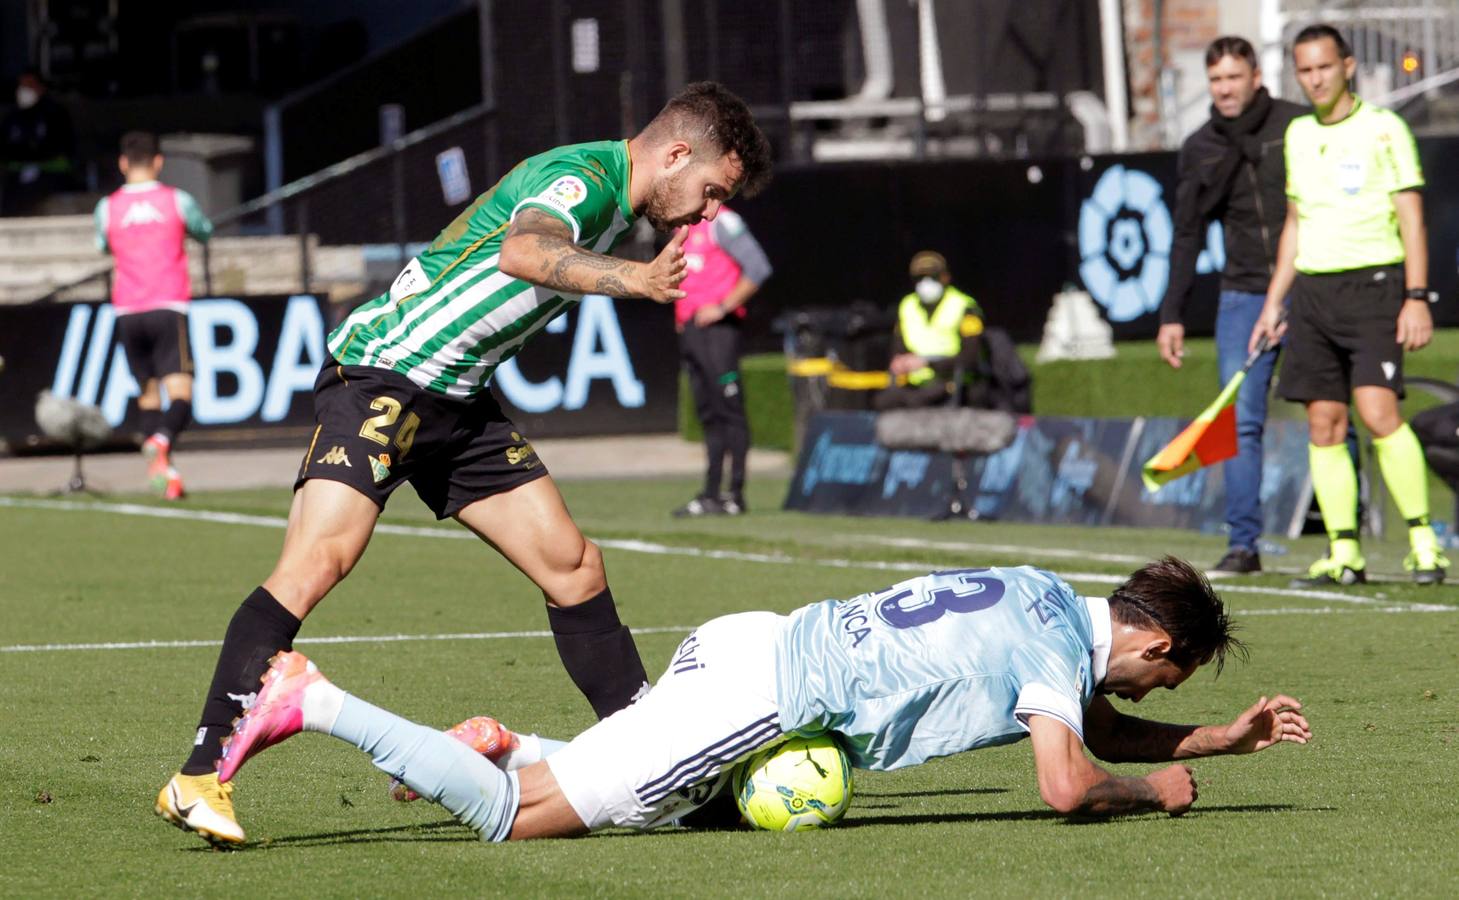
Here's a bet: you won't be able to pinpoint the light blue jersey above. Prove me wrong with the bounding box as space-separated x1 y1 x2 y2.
774 566 1111 771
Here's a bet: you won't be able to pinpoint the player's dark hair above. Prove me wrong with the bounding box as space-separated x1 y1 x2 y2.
120 130 159 165
1205 36 1258 70
1108 556 1246 675
641 81 772 197
1293 23 1353 59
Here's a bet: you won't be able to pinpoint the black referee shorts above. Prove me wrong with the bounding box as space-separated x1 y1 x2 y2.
1278 264 1406 403
295 360 549 519
115 308 192 381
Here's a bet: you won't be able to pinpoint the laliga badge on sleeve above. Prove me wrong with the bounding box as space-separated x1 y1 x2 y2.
543 176 588 213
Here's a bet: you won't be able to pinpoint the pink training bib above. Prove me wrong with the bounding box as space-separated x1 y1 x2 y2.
106 182 191 313
675 211 748 327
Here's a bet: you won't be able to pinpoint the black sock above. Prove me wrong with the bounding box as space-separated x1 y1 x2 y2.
181 587 302 775
161 399 192 444
546 588 649 720
139 408 162 440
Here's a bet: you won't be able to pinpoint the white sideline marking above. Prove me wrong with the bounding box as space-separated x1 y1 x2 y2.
4 497 1454 623
850 534 1147 565
1239 605 1455 616
0 626 694 654
2 601 1450 654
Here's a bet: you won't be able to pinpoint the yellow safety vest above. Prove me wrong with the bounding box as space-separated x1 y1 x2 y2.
898 287 981 385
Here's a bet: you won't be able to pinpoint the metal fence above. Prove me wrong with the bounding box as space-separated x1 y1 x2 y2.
1278 0 1459 104
33 0 1108 309
36 103 506 310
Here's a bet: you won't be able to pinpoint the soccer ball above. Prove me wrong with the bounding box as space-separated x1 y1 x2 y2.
733 734 853 831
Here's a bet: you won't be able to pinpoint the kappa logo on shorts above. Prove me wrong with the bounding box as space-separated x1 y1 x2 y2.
316 446 352 466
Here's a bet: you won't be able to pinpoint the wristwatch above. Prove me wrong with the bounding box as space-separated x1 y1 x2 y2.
1405 287 1438 303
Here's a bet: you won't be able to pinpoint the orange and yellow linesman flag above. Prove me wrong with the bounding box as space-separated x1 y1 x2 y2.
1140 371 1244 492
1142 334 1273 492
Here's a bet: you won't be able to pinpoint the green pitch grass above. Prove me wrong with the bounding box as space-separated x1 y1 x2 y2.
3 477 1457 897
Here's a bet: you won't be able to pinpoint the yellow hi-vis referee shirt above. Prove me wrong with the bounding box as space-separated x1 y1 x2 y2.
1284 98 1424 274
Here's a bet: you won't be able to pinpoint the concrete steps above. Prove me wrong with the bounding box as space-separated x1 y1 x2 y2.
0 215 368 303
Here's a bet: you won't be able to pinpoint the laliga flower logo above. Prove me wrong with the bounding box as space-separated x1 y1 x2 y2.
1077 165 1172 322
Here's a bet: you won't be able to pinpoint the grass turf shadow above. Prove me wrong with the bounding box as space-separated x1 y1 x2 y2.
191 803 1331 849
190 820 477 851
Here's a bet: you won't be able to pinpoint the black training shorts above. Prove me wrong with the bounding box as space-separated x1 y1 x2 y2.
295 360 549 518
115 308 192 381
1278 265 1406 403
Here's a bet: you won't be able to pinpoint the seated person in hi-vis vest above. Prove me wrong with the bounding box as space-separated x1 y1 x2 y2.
875 251 984 410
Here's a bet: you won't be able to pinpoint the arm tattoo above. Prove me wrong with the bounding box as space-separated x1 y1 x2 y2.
1073 777 1162 817
1093 710 1200 763
506 209 640 297
594 274 628 295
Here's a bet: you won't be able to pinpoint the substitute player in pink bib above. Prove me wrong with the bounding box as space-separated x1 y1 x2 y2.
672 207 771 517
94 131 213 498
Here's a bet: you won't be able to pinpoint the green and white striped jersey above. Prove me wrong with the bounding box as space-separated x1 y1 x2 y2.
327 140 637 398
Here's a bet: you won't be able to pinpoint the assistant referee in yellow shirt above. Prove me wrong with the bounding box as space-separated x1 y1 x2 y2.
1250 23 1445 587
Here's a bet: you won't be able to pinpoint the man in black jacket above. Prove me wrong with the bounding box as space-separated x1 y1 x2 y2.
1156 36 1305 574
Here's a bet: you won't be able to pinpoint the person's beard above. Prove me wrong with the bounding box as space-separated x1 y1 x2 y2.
643 167 692 232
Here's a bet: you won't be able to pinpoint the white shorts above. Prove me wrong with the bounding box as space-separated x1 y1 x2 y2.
547 611 787 830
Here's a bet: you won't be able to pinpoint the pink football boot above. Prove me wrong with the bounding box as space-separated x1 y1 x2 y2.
216 650 326 783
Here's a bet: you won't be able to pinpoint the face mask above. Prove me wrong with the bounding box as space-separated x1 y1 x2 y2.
16 87 38 109
915 277 944 303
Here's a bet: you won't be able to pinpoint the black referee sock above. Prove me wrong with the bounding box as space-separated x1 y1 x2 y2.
139 408 162 440
180 587 302 775
161 399 192 444
546 588 649 720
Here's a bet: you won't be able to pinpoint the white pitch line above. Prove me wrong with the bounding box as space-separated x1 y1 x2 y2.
7 603 1451 655
0 625 694 655
849 534 1147 565
4 496 1451 615
1237 605 1456 616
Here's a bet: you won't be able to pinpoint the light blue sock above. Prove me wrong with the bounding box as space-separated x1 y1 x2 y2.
498 734 570 771
327 694 519 842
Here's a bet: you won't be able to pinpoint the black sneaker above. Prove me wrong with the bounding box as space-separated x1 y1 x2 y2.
672 495 724 518
1212 548 1261 574
719 494 747 516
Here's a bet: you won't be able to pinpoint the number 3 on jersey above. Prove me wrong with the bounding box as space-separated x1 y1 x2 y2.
875 570 1005 629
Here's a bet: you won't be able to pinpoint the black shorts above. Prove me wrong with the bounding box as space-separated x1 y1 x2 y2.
295 360 549 519
115 309 192 381
1278 265 1406 403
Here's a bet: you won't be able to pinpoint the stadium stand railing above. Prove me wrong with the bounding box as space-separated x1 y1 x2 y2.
1278 0 1459 110
13 102 507 317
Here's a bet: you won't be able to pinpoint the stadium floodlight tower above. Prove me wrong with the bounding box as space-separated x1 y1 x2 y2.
34 390 113 494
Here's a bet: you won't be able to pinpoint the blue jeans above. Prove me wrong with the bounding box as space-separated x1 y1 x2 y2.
1214 290 1278 552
